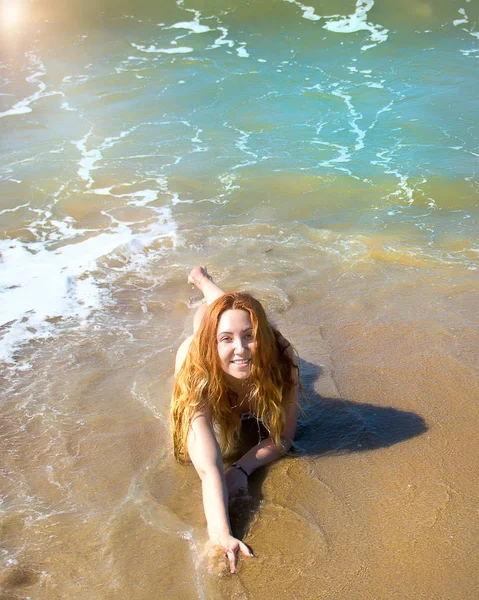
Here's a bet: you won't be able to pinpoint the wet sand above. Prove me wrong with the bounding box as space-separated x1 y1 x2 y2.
1 266 478 600
1 0 479 596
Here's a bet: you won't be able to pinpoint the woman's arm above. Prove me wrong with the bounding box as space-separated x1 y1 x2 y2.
225 348 299 493
226 385 298 480
187 413 253 573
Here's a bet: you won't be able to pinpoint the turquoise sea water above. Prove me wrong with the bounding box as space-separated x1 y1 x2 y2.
0 1 478 598
1 0 478 362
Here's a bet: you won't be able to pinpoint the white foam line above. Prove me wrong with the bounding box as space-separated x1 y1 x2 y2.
74 127 137 188
301 83 361 170
235 129 257 158
187 9 250 58
131 43 193 54
371 150 416 205
74 130 101 187
218 173 240 195
91 186 160 207
155 177 181 205
236 43 250 58
127 190 160 207
453 7 479 39
0 230 126 363
221 124 259 170
0 203 178 363
61 101 77 112
315 141 352 166
169 20 211 34
104 205 178 247
0 152 47 177
190 126 207 153
0 52 63 119
284 0 321 21
284 0 388 50
361 94 396 137
323 0 389 51
175 0 197 16
92 176 184 208
453 8 469 27
0 202 30 216
209 26 235 49
62 74 89 84
331 88 366 151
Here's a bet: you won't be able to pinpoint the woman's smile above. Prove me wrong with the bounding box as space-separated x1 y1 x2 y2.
230 358 251 371
216 309 255 380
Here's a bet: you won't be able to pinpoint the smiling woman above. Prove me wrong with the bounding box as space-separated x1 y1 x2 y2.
170 267 299 573
216 309 255 380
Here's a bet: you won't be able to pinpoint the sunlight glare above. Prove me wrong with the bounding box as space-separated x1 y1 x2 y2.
1 0 23 29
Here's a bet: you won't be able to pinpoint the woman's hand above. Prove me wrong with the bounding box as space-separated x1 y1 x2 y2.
225 466 250 499
208 532 253 574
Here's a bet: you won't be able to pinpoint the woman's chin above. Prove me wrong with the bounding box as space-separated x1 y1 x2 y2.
224 367 251 382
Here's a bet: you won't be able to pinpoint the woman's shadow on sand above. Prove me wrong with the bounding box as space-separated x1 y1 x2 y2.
230 357 428 539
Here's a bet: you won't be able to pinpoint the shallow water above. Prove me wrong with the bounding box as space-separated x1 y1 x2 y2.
1 0 478 598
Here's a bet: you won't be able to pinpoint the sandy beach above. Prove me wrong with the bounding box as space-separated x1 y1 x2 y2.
2 262 478 599
1 0 478 597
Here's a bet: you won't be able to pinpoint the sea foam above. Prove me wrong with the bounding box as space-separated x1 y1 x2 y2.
131 43 193 54
0 53 63 119
323 0 389 51
0 199 177 364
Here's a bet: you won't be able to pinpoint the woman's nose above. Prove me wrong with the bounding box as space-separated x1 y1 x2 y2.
234 337 247 353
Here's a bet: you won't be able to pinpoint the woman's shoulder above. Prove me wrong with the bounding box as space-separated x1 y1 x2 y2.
175 334 194 375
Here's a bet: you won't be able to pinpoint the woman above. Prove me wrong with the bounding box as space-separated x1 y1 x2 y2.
171 267 299 573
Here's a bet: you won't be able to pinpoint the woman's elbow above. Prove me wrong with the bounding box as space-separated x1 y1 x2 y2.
194 463 224 485
194 463 209 481
191 452 223 482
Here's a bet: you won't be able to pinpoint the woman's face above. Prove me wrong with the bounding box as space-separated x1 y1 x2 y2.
216 309 255 380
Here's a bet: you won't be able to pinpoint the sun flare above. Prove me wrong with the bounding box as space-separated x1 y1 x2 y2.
1 0 23 29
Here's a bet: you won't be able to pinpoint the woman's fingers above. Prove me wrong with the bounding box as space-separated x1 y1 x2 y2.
224 540 254 573
226 548 237 573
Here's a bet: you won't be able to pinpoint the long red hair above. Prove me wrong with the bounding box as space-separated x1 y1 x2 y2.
170 292 298 462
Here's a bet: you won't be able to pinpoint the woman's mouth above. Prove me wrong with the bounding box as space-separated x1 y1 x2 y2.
231 359 250 365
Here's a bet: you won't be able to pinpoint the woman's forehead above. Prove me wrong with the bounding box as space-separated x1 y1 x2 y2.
217 309 253 332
